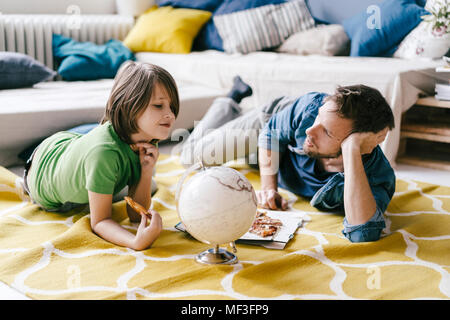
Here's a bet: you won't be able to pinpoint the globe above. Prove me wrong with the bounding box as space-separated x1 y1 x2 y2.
176 165 257 247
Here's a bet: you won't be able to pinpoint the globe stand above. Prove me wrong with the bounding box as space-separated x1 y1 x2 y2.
195 245 238 265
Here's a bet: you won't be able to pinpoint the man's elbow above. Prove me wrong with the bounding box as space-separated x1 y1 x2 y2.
342 208 386 243
343 227 383 243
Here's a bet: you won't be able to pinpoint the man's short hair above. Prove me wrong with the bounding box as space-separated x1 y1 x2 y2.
325 84 395 133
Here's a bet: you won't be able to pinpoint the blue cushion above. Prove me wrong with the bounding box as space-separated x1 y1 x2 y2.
342 0 428 57
0 52 56 89
66 123 99 135
156 0 223 11
52 34 135 81
193 0 286 51
304 0 426 25
305 0 383 25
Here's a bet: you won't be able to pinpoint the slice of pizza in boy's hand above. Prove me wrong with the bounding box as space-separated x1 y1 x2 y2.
124 196 152 218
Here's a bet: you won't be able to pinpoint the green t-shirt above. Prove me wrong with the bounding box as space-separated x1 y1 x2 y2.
27 122 141 209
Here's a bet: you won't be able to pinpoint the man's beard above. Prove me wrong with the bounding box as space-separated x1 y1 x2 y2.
303 140 342 159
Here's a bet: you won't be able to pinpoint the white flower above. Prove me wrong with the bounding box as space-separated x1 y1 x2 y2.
422 0 450 34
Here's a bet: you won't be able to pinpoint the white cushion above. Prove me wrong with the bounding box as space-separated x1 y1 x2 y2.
393 21 450 59
277 24 350 56
213 0 315 54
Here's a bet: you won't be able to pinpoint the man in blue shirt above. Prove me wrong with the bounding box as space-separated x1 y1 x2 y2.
177 77 395 243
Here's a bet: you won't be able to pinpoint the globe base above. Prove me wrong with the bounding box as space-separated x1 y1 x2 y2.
195 246 238 265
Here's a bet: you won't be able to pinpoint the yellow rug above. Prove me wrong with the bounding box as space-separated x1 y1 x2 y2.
0 154 449 300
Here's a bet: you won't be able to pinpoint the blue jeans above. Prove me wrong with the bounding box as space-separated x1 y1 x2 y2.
341 208 386 242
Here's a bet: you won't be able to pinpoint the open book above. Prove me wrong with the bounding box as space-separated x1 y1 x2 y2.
175 209 304 250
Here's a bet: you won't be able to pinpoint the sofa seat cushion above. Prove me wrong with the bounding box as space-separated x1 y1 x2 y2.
0 79 224 167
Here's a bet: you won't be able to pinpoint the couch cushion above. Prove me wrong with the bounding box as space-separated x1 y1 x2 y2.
53 34 135 81
304 0 425 25
156 0 223 11
394 21 450 59
214 0 314 54
305 0 384 24
192 0 286 51
277 24 350 56
342 0 428 57
123 6 211 54
0 52 56 89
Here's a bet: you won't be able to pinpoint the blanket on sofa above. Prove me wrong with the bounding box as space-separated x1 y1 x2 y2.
0 155 448 300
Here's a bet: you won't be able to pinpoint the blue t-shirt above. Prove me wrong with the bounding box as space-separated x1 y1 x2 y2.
258 92 396 214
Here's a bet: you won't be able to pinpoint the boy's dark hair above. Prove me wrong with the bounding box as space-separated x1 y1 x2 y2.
325 84 395 133
101 61 179 144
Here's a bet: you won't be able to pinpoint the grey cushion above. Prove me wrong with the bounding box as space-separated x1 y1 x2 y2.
277 24 350 56
213 0 315 54
0 52 56 89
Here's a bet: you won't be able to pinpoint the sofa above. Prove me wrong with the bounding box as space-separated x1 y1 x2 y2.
0 0 447 169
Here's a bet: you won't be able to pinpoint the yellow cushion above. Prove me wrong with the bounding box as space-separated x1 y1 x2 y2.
123 6 211 54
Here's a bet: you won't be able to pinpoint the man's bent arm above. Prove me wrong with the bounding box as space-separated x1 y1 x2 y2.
341 139 377 225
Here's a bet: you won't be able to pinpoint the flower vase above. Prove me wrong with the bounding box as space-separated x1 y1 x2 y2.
394 21 450 59
421 32 450 58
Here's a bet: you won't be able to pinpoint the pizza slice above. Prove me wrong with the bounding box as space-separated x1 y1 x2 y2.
248 211 282 237
124 196 152 218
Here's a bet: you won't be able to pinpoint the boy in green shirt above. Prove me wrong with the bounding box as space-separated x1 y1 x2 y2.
25 61 179 251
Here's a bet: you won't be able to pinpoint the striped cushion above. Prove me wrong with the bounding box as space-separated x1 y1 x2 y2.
213 0 315 54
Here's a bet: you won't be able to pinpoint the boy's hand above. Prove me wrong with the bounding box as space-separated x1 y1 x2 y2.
256 189 288 211
132 210 162 251
132 142 159 174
